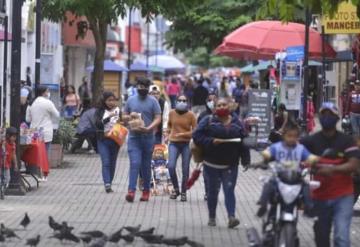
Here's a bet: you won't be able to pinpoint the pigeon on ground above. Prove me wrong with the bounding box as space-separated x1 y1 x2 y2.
79 235 92 244
25 235 40 247
123 224 141 234
50 231 80 243
186 239 205 247
60 222 74 234
0 233 5 242
20 213 30 229
80 230 106 239
88 236 107 247
135 227 155 236
0 223 21 239
108 228 123 243
162 236 188 246
140 234 164 244
48 216 62 232
121 233 135 243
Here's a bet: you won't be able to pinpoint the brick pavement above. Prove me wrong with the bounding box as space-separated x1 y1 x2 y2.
1 149 360 246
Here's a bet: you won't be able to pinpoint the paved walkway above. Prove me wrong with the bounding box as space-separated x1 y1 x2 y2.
1 149 360 246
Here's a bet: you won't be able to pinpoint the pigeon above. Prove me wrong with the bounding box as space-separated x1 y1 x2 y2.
123 224 141 234
25 235 40 247
186 239 205 247
48 216 62 232
50 231 80 243
60 222 74 234
135 227 155 236
162 236 188 246
0 233 5 242
140 234 164 244
79 235 92 244
80 230 106 239
88 236 107 247
121 233 135 243
108 228 123 243
0 223 21 239
20 213 31 229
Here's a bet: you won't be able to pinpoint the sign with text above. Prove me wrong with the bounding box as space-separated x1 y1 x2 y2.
248 89 273 143
323 1 360 34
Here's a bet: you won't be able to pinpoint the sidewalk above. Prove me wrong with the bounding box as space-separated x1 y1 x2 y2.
1 149 360 246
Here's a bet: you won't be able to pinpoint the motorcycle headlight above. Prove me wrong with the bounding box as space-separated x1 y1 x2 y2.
278 181 302 204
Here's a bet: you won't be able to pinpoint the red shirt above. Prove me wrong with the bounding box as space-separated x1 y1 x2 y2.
347 91 360 114
312 157 353 200
5 142 15 169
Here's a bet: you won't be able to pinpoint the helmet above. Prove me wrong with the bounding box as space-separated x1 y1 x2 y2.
341 117 352 131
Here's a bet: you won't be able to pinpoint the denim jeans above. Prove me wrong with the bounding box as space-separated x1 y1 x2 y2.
203 165 238 218
350 112 360 136
168 142 191 193
127 134 155 191
97 138 120 186
169 95 177 109
313 195 353 247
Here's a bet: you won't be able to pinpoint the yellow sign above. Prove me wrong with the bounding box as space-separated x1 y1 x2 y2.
323 1 360 34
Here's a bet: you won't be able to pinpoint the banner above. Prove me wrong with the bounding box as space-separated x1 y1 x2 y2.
323 1 360 34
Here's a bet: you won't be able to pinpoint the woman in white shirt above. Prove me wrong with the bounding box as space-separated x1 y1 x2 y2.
26 85 60 152
94 92 121 193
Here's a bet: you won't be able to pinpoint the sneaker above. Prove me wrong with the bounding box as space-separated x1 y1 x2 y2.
256 205 267 217
180 193 187 202
125 190 135 202
208 218 216 227
170 190 180 200
38 176 48 182
105 186 114 193
228 217 240 229
87 150 95 154
140 190 150 202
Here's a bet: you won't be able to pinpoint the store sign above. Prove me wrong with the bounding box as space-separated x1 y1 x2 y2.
323 1 360 34
248 89 273 143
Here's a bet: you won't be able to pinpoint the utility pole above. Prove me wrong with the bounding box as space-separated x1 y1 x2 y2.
9 0 26 195
127 7 132 85
302 7 311 134
35 0 41 91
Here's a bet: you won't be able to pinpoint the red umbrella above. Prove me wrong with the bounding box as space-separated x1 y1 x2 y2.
186 163 203 190
215 20 336 60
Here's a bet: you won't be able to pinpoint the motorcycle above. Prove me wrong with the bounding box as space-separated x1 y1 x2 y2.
246 161 320 247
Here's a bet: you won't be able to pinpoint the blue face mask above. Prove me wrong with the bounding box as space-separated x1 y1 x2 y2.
175 102 188 111
319 115 338 130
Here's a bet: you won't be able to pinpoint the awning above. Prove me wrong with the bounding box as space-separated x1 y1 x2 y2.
86 60 128 72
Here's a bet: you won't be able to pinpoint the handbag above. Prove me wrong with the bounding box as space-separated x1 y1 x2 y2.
105 123 128 146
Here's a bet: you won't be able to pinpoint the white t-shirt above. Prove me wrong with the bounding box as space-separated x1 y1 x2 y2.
103 107 120 132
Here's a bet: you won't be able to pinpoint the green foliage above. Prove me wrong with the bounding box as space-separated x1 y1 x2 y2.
52 119 76 147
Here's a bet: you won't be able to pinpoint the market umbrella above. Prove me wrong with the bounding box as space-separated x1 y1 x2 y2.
86 59 128 72
136 55 185 71
215 20 336 60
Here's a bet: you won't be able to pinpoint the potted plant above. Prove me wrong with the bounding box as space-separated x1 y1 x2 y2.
50 119 76 168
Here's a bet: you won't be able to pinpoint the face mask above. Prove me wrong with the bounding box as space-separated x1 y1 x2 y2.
319 115 338 130
206 101 215 110
216 108 230 117
137 89 149 97
46 92 51 99
175 102 188 111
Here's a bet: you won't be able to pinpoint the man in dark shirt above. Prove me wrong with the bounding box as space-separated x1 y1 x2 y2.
347 80 360 135
301 102 360 247
192 78 209 117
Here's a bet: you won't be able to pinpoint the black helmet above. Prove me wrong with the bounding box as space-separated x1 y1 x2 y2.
6 127 18 137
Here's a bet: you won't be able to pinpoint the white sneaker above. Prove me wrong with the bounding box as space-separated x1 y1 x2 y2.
38 176 47 182
88 150 95 154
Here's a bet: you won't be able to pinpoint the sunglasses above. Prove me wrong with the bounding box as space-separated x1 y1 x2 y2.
177 99 187 103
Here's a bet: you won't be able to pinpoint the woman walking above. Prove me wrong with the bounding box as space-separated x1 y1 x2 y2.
166 95 197 201
192 98 250 228
94 92 121 193
64 85 80 119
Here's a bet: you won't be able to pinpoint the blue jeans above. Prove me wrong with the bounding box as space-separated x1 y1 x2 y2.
169 95 177 109
64 106 77 118
97 138 120 186
204 165 238 218
168 142 191 193
350 112 360 136
314 195 353 247
127 134 155 191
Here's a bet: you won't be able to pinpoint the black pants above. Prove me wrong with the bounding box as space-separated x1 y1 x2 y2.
71 133 97 153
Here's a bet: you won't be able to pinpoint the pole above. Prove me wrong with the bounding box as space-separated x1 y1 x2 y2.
3 15 8 126
127 8 132 84
302 7 311 134
9 0 26 195
146 23 150 68
321 25 327 102
35 0 41 91
155 32 158 66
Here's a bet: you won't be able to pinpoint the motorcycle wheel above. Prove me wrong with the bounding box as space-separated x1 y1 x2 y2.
276 222 296 247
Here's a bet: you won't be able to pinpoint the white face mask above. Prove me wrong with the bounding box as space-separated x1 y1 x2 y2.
206 101 215 110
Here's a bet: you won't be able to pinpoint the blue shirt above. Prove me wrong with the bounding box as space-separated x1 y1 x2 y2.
268 142 311 166
125 95 161 136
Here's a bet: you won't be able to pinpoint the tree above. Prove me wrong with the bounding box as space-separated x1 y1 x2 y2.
42 0 204 102
165 0 259 68
257 0 360 22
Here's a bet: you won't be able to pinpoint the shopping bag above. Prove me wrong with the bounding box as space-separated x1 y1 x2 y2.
106 123 128 146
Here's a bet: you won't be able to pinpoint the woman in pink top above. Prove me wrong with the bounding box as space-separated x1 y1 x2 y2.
167 78 181 109
64 85 80 118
